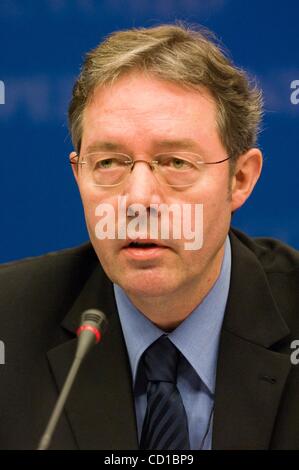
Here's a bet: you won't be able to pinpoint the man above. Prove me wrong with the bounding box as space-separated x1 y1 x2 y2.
0 24 299 450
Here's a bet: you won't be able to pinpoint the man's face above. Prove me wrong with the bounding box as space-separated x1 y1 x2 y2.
73 73 234 301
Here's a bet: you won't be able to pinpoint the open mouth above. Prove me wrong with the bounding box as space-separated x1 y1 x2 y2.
122 240 168 259
128 241 160 248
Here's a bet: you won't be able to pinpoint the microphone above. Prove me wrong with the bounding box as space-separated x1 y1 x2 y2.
37 308 108 450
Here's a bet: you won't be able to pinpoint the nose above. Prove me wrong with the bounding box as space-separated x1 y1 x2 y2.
122 159 164 208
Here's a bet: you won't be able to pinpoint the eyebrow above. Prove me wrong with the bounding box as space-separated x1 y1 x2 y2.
84 138 204 154
85 141 123 153
155 139 203 152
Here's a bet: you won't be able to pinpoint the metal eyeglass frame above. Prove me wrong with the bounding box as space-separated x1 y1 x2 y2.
70 151 231 188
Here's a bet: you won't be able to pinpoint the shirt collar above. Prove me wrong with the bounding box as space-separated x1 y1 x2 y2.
114 236 231 394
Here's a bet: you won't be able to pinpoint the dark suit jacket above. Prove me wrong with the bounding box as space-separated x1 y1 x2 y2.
0 227 299 450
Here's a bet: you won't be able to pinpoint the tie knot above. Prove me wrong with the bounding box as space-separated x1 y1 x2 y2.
142 336 179 383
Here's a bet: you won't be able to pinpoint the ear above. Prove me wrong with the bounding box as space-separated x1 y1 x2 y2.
69 151 79 185
230 148 263 212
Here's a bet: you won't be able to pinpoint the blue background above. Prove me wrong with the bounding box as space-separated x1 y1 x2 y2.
0 0 298 263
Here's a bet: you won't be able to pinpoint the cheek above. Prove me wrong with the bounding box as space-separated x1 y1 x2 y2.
80 195 97 231
182 181 226 223
79 186 112 223
195 178 231 234
201 172 230 205
79 192 103 242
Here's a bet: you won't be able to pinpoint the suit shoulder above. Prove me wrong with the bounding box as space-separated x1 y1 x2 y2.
230 227 299 274
0 241 95 267
0 242 100 328
0 242 99 292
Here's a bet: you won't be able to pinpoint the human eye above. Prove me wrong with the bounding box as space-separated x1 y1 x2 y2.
158 154 194 170
88 153 127 170
97 159 112 169
95 156 120 169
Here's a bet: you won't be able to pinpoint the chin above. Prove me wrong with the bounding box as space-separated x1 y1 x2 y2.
117 273 177 298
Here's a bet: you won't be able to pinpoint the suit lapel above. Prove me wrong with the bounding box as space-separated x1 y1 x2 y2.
47 263 139 449
212 230 291 449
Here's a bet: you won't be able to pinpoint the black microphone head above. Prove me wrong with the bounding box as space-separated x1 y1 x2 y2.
81 308 108 336
77 309 108 344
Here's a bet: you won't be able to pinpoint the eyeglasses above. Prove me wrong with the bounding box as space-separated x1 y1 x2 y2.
70 151 231 188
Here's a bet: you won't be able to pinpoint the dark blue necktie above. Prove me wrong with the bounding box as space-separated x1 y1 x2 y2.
140 336 190 450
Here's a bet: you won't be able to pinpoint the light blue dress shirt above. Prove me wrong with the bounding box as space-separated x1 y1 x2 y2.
113 236 231 450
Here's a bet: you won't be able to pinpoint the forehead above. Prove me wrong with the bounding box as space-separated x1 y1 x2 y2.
81 73 219 152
